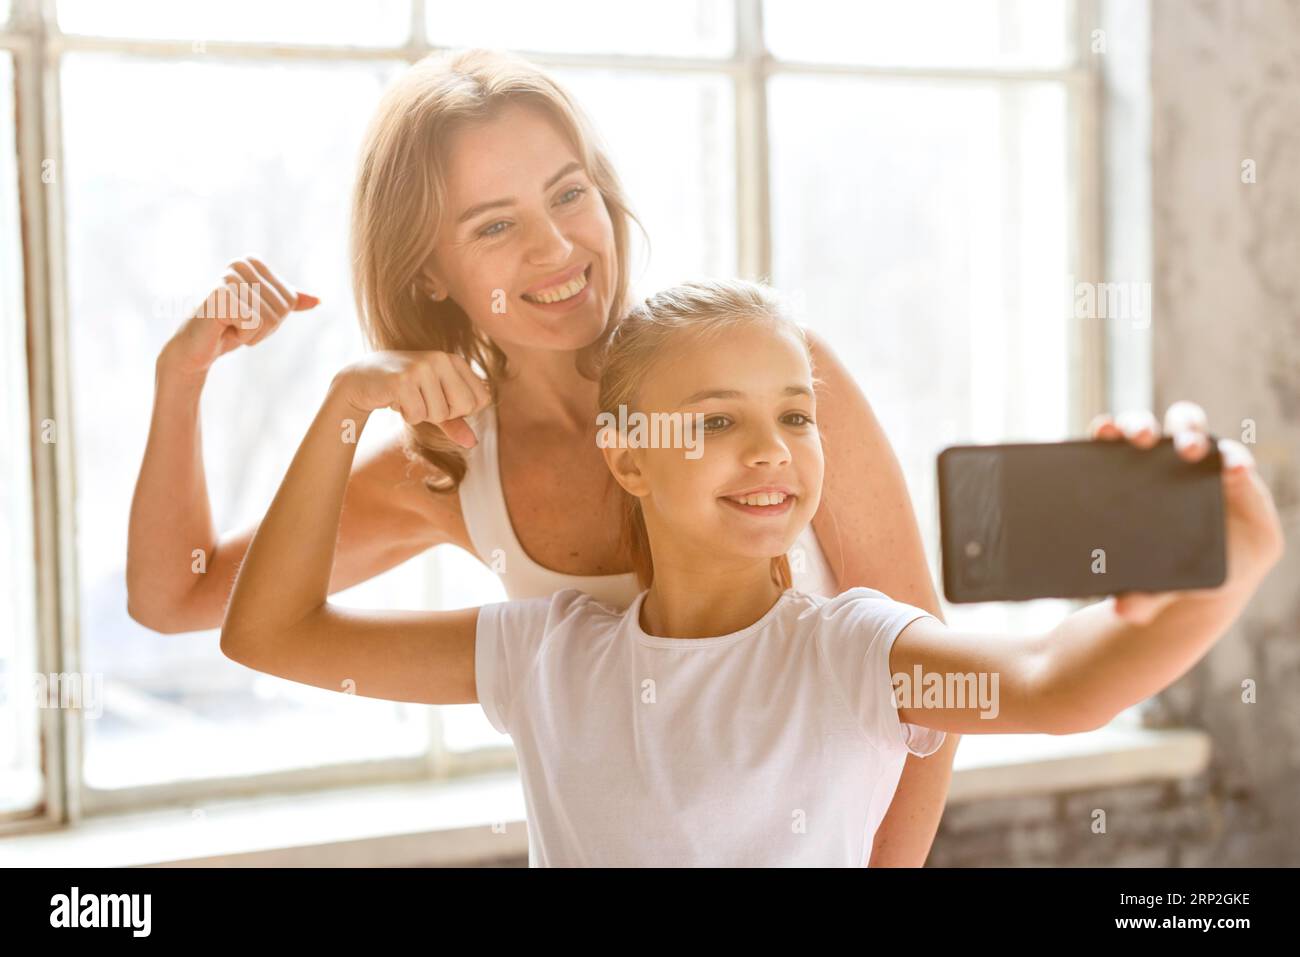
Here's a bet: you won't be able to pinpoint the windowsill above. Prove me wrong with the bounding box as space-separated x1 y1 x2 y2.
4 725 1210 867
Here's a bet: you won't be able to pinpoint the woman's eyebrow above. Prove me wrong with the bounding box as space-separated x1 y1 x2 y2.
677 384 812 406
455 160 585 225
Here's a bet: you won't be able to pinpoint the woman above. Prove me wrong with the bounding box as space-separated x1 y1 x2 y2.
128 48 957 865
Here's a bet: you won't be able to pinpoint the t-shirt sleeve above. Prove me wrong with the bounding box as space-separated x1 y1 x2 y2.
816 587 948 758
474 593 556 736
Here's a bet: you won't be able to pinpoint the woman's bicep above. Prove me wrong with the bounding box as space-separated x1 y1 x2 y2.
222 604 481 706
186 434 466 633
807 330 944 620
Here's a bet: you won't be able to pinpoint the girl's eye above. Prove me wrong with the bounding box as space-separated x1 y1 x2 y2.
702 414 730 432
783 412 815 427
559 185 588 204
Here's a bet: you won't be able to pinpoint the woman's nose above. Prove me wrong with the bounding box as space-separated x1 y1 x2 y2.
525 214 573 265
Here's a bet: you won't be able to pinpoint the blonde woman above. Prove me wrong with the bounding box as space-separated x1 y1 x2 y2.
217 277 1283 866
131 48 954 865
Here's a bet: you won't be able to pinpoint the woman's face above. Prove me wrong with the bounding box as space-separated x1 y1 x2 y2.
606 323 825 571
424 101 618 353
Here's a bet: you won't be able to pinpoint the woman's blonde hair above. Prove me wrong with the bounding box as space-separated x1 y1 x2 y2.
596 278 816 591
350 47 644 491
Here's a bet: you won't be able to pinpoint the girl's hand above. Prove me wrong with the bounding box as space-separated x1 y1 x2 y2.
332 350 493 449
160 256 320 378
1087 401 1286 624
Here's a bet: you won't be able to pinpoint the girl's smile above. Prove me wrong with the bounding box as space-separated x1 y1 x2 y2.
719 488 798 517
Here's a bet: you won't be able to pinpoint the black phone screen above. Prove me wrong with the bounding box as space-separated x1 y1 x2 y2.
937 436 1226 603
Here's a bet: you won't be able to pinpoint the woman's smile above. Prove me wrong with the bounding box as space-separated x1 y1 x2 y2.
521 263 594 312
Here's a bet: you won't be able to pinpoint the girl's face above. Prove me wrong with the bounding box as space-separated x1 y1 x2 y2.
607 322 825 570
423 101 617 353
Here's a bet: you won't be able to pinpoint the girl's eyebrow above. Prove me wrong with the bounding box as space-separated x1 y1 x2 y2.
455 160 585 225
677 384 813 406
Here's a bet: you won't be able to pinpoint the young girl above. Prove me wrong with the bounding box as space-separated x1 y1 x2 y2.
219 278 1283 867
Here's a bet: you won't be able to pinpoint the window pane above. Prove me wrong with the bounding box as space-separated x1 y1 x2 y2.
59 53 440 790
0 53 43 817
58 0 411 46
769 75 1074 635
764 0 1074 69
553 68 736 296
427 0 734 58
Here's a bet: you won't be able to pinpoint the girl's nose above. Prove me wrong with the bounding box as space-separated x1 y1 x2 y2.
744 427 792 468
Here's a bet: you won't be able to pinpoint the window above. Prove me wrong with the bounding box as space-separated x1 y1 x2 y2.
0 48 43 820
2 0 1105 830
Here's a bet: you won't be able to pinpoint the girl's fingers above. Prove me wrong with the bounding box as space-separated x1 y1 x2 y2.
416 374 451 425
1165 400 1211 462
1088 413 1122 440
437 360 479 422
1163 399 1208 435
1217 437 1256 475
451 354 493 409
396 382 427 426
1115 408 1161 449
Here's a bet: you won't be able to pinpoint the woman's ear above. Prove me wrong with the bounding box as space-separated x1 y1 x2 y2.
417 259 450 301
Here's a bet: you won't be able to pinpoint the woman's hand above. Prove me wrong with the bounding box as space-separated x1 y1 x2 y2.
160 256 320 378
331 350 493 449
1087 401 1285 624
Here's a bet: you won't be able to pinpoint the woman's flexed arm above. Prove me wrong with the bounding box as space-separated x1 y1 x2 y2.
219 364 487 705
125 258 483 635
126 256 322 632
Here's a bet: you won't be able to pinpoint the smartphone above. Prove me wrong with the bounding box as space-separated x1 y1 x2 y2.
937 436 1226 603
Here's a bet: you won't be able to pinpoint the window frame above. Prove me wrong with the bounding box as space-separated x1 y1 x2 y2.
0 0 1107 835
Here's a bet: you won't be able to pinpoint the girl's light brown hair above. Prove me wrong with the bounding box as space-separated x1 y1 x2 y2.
596 278 817 591
350 47 644 491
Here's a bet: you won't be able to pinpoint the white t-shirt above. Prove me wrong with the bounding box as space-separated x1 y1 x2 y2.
475 585 947 867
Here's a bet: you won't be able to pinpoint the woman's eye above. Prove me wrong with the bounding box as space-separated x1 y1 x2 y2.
479 220 510 238
558 185 588 205
702 414 730 432
783 412 815 426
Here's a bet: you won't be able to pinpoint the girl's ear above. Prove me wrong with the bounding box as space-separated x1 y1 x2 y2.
601 443 649 498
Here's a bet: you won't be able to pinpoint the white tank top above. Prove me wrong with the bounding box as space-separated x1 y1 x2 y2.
456 404 839 610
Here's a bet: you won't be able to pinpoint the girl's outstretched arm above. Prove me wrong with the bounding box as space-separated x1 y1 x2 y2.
219 369 482 706
889 410 1285 736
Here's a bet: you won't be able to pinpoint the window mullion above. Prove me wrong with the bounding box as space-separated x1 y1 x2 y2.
734 0 770 281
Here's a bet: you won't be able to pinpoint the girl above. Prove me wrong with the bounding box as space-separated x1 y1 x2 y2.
129 48 957 864
220 277 1283 868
